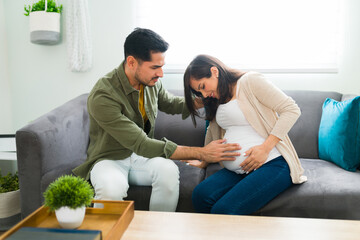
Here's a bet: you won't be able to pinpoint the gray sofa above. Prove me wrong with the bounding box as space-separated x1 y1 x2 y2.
16 90 360 220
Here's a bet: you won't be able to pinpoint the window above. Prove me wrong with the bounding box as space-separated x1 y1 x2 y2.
136 0 340 73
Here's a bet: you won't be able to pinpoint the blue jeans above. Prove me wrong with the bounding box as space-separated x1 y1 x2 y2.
192 156 292 215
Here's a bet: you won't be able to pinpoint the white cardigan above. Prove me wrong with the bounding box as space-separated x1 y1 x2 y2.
205 72 307 184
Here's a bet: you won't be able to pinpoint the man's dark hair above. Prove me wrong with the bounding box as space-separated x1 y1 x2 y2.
124 28 169 62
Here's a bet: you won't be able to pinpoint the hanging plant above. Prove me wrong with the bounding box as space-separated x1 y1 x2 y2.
24 0 63 16
24 0 63 45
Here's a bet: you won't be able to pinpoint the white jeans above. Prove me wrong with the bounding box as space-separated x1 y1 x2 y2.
90 153 180 212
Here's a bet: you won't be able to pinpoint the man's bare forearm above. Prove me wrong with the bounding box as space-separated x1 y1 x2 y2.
170 140 241 163
170 145 204 160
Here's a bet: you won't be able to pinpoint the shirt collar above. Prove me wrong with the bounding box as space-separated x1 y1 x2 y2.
116 61 138 95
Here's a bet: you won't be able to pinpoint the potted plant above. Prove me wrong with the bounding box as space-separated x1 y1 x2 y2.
24 0 63 45
0 170 20 230
43 175 94 229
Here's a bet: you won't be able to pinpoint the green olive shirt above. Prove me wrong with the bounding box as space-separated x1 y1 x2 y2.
73 62 190 180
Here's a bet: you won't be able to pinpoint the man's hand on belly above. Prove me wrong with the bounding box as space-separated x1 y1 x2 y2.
202 139 241 163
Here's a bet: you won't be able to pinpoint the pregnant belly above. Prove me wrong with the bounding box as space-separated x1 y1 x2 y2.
222 153 247 174
221 131 259 174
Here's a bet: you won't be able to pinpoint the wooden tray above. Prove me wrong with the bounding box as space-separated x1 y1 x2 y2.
0 200 134 240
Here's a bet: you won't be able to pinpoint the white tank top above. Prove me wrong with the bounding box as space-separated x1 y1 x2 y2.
216 99 281 174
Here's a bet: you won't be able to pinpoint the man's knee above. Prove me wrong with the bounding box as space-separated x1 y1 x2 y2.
151 158 179 187
92 174 129 200
153 158 179 177
101 182 129 200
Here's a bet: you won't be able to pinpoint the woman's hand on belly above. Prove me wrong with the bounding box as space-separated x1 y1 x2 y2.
240 144 269 173
240 135 280 173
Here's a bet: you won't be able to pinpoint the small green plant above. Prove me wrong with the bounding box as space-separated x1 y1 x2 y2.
0 170 19 193
24 0 63 16
43 175 94 211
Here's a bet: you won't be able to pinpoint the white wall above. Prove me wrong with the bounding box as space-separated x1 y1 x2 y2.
0 0 13 134
1 0 360 133
3 0 135 132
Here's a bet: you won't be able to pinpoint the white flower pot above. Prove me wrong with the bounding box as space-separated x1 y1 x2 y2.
55 206 86 229
29 11 61 45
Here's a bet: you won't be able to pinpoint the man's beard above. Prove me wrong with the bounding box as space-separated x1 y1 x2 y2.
134 72 158 87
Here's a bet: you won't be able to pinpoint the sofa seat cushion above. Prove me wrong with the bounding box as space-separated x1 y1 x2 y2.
41 159 86 198
256 158 360 220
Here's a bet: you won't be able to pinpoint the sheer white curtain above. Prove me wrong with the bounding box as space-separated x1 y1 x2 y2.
136 0 340 73
66 0 92 72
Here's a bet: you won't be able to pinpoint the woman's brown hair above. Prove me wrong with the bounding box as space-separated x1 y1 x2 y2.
184 54 244 126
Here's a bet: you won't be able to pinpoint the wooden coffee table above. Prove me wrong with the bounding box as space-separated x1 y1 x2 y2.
121 210 360 240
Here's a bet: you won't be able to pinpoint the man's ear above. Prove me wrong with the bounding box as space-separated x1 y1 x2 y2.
126 56 137 69
210 66 219 78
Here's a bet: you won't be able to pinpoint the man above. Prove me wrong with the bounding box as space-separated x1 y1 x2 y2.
73 28 240 212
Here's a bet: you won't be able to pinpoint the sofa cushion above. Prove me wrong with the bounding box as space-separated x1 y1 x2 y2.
318 97 360 171
206 158 360 220
154 89 206 147
255 158 360 219
155 110 206 147
284 91 342 159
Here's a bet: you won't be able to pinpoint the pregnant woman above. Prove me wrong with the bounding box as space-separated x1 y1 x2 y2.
183 55 307 215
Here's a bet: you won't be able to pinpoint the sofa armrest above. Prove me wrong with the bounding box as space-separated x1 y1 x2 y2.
15 130 42 218
16 94 89 217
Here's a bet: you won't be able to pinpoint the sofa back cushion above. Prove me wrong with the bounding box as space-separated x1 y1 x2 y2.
154 90 206 147
156 90 346 159
284 90 342 159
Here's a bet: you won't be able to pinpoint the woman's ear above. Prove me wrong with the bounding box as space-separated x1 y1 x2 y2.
210 66 219 78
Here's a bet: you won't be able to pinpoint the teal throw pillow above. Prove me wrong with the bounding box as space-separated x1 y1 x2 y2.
318 96 360 171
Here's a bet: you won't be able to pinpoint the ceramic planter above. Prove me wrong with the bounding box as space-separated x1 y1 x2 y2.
0 189 21 230
55 206 86 229
29 11 60 45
